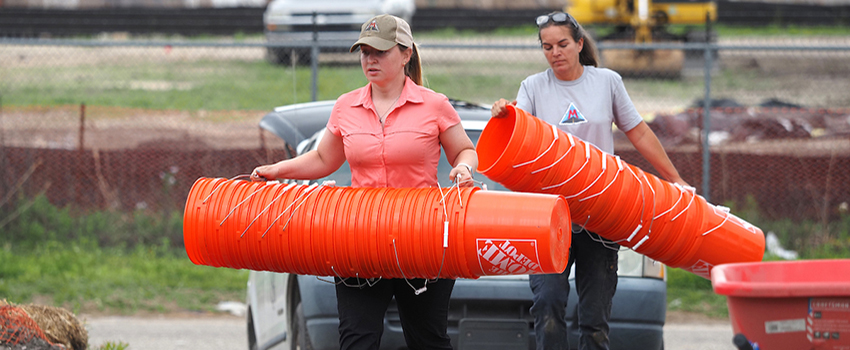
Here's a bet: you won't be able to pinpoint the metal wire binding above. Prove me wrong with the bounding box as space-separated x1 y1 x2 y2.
456 178 486 188
531 133 575 175
585 229 623 252
220 183 274 226
316 266 382 288
624 172 659 250
241 183 297 238
261 183 319 238
435 183 452 251
643 172 659 235
420 179 480 288
431 179 462 282
579 155 623 202
453 174 464 208
701 206 731 236
670 185 696 222
541 141 591 191
624 166 644 242
436 179 464 209
631 234 651 251
564 147 608 200
436 184 450 224
574 216 621 251
201 174 250 204
531 139 575 175
653 184 686 221
571 215 591 234
392 238 428 295
513 124 559 168
280 182 331 232
427 248 448 284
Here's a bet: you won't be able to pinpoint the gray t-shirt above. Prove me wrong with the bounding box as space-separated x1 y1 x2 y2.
515 66 643 154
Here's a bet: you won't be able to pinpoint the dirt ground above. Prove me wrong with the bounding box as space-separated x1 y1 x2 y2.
0 105 287 151
76 310 733 350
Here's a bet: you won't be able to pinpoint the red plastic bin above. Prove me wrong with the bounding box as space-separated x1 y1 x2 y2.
711 259 850 350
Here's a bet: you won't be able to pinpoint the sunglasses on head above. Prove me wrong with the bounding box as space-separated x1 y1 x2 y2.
536 12 577 28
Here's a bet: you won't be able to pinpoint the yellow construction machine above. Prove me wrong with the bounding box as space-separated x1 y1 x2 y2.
566 0 717 77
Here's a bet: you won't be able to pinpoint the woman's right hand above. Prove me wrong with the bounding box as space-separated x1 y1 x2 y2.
490 99 516 118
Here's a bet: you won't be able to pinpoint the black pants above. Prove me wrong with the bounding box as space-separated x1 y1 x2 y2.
336 278 455 350
529 228 619 350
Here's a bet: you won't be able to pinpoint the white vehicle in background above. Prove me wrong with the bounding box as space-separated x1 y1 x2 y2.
263 0 416 65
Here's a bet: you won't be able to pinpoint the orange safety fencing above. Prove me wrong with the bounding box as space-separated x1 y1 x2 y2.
0 305 60 350
183 177 571 279
476 106 765 279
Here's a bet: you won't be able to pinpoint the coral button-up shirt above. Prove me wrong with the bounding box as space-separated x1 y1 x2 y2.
327 77 461 189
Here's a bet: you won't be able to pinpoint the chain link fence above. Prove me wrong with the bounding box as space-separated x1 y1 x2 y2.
1 35 849 236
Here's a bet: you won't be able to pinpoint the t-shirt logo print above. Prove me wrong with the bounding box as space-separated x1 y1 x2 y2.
559 102 587 125
365 20 380 32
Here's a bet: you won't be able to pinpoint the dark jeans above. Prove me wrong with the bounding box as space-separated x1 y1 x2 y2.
335 277 455 350
529 227 619 350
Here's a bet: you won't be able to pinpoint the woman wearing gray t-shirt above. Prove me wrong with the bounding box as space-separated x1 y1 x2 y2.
491 11 688 350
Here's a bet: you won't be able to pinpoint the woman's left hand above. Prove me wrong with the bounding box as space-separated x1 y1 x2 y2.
449 164 474 187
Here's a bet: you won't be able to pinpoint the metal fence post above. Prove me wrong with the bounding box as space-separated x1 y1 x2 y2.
310 11 319 102
701 13 713 201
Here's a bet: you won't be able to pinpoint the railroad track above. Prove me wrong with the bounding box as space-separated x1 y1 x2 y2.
1 1 848 38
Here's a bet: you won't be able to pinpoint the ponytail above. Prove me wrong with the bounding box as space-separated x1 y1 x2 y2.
401 43 423 86
578 30 599 67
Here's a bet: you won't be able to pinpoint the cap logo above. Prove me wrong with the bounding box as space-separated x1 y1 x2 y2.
365 20 379 32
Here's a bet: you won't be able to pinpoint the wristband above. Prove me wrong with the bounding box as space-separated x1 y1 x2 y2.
457 162 474 174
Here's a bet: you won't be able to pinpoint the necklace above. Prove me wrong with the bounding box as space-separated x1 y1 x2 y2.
378 93 402 124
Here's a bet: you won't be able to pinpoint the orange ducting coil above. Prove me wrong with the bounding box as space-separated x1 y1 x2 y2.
183 177 571 279
476 106 765 279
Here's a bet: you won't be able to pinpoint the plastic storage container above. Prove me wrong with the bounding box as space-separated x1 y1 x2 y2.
712 260 850 350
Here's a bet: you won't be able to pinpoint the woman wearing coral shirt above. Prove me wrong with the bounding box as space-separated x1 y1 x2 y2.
252 14 477 350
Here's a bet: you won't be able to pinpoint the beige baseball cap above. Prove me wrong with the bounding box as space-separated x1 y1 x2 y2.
350 14 414 52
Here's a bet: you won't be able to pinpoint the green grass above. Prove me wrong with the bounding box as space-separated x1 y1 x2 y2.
2 60 367 110
4 194 184 251
95 342 130 350
666 268 729 319
1 194 246 315
1 54 545 110
0 241 248 315
715 24 850 37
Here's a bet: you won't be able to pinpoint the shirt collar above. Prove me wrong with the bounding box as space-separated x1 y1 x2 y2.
352 76 424 110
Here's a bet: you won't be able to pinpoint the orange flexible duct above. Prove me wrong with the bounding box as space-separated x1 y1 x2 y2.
476 106 764 279
183 177 571 279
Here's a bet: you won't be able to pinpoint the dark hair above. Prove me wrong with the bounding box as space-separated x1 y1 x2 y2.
538 12 599 67
400 43 423 86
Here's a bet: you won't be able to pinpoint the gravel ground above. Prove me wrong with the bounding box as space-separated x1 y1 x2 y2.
81 311 733 350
